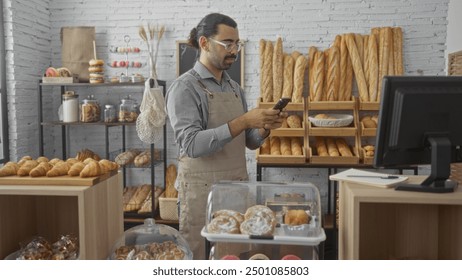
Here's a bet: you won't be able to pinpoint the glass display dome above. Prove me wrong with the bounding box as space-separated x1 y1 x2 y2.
109 218 192 260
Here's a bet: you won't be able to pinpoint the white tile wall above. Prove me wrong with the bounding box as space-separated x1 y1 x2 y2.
3 0 449 212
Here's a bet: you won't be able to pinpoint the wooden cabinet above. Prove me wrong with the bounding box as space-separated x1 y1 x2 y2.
0 172 123 260
338 176 462 259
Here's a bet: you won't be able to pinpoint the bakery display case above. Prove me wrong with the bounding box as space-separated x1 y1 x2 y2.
201 181 326 260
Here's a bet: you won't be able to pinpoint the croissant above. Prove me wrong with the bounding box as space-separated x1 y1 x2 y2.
17 156 33 166
49 158 63 166
17 160 39 176
46 162 71 177
99 159 119 174
36 156 49 163
30 162 52 177
80 161 102 178
83 158 97 165
68 162 85 176
66 158 79 165
0 162 20 177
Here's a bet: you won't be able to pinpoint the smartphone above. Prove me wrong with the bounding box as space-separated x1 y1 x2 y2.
273 97 291 112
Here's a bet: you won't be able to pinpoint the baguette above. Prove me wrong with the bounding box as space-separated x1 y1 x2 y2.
281 54 295 99
363 35 370 89
315 137 328 157
336 138 353 157
326 138 340 157
343 36 354 101
292 55 307 103
333 35 342 49
286 114 302 128
259 39 266 100
393 27 404 75
123 186 137 209
290 137 303 156
270 137 281 155
260 138 271 155
291 50 302 61
367 34 379 102
68 161 85 176
307 46 318 101
312 51 325 101
272 37 284 101
79 160 102 178
137 190 153 214
378 27 391 100
280 137 292 156
345 33 369 102
326 46 340 101
354 33 364 70
29 162 52 177
0 162 19 177
125 184 151 212
261 40 273 102
17 160 39 176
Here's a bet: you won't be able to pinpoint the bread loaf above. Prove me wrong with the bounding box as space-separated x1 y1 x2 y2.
326 138 340 157
272 37 284 101
270 137 281 155
261 40 273 102
281 54 294 99
137 190 152 214
134 151 150 167
367 34 379 102
315 136 328 156
0 162 19 177
393 27 404 75
292 55 307 103
125 184 151 212
29 162 52 177
115 149 140 166
260 138 271 155
326 46 340 101
280 137 292 156
286 114 302 128
378 27 392 101
291 50 302 61
290 137 303 156
345 33 369 102
342 36 354 101
354 33 364 70
312 51 325 101
388 32 395 76
259 39 266 100
165 164 178 198
99 159 119 174
336 138 353 157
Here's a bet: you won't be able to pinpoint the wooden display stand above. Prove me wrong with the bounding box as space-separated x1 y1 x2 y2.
338 175 462 259
0 172 123 260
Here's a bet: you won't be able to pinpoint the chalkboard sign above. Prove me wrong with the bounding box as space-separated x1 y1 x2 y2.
176 40 244 87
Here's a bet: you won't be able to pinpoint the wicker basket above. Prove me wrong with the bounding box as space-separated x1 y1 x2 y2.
448 50 462 76
158 192 179 221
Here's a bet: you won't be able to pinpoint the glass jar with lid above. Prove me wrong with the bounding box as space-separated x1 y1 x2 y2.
118 95 139 122
80 95 101 123
104 104 117 123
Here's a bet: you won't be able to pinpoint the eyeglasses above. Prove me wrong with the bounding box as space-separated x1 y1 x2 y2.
209 38 244 52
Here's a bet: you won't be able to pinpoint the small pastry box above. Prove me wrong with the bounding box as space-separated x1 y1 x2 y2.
201 181 326 246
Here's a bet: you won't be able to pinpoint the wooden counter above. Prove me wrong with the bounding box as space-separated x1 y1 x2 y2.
338 176 462 260
0 172 123 260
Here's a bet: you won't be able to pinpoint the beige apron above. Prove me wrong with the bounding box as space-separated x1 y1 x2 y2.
177 74 248 260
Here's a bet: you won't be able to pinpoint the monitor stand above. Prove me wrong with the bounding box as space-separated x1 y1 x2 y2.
395 136 457 193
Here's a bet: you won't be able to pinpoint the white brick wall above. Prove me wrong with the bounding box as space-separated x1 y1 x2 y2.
3 0 449 212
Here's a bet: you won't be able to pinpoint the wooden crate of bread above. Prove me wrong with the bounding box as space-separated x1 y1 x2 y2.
256 136 306 164
308 136 359 165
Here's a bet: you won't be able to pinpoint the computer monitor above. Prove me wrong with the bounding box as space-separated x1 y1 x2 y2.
374 76 462 193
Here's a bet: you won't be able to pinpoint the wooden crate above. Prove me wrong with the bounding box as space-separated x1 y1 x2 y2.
359 122 377 137
307 137 359 165
308 120 357 137
256 144 306 164
358 101 380 110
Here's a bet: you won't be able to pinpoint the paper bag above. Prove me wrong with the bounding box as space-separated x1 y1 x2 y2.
61 26 95 82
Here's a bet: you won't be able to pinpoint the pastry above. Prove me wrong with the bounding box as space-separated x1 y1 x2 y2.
17 160 39 176
0 162 19 177
284 209 310 225
65 158 79 165
240 214 275 236
36 156 49 163
79 160 102 177
207 215 240 234
17 156 33 166
243 205 276 227
29 162 52 177
68 162 85 176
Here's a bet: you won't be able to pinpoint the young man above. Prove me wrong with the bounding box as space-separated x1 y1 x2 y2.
166 13 286 259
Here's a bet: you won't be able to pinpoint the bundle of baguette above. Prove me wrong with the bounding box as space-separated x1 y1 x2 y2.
307 27 404 103
259 136 303 156
314 136 354 157
0 155 119 178
259 37 306 103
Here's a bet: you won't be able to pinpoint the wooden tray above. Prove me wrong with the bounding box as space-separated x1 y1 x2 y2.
270 122 305 137
360 122 377 137
0 170 118 186
256 148 306 164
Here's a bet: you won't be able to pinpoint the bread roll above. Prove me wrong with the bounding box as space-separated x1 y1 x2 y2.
326 46 340 101
326 138 340 157
281 54 295 99
312 51 325 101
292 55 307 103
260 138 271 155
280 137 292 156
261 40 273 102
270 137 281 155
393 27 404 75
345 33 369 102
290 137 303 156
0 162 19 177
307 46 318 101
286 114 302 128
272 37 284 101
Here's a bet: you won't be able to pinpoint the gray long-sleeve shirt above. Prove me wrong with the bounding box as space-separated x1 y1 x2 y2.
166 61 265 158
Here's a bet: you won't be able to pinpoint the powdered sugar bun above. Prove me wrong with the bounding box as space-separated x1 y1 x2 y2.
244 205 274 220
213 209 245 224
240 214 274 236
207 215 240 234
